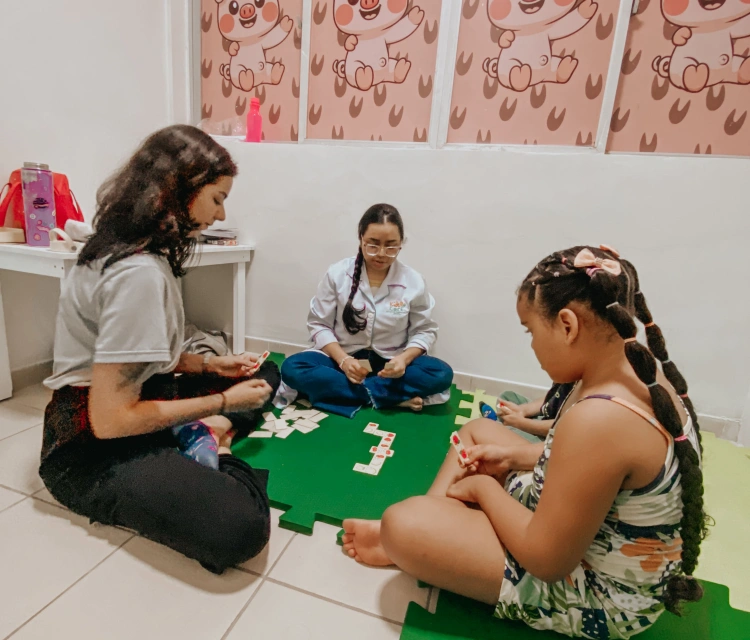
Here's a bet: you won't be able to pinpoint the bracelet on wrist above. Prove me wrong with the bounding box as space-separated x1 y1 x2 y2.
218 392 227 415
339 355 353 369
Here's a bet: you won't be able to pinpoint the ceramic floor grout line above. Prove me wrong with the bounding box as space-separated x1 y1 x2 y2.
0 422 43 443
219 576 268 640
0 494 27 516
3 532 135 640
263 576 405 627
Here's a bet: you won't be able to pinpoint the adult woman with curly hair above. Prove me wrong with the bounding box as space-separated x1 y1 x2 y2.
40 125 280 573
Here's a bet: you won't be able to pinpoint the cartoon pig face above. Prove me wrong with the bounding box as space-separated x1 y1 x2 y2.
215 0 280 39
487 0 577 30
661 0 750 28
333 0 408 36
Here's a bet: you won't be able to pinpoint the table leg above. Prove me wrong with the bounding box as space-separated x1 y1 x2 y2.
0 279 13 400
232 262 247 355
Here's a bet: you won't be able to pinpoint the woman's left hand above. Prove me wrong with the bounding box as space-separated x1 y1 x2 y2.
207 353 259 378
446 474 494 505
378 354 408 378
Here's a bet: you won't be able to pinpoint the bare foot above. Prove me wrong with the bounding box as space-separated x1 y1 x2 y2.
398 397 424 411
341 519 394 566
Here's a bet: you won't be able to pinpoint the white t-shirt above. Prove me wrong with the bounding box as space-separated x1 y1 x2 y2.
45 253 185 390
307 257 438 358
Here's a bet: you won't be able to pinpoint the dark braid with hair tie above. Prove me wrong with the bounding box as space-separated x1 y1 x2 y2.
342 203 405 336
518 246 708 615
621 259 703 453
342 248 367 334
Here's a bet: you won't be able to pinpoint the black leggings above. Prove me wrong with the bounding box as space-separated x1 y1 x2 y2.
39 364 280 574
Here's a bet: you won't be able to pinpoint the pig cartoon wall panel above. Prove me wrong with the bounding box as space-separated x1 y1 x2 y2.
306 0 443 142
607 0 750 155
448 0 621 145
201 0 303 141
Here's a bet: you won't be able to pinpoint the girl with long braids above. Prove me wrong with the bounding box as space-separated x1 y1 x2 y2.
279 204 453 418
341 245 707 639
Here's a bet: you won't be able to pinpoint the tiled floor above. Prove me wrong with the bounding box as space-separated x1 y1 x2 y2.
0 385 431 640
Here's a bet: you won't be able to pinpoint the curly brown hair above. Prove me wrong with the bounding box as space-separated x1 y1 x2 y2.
79 125 238 277
518 245 708 615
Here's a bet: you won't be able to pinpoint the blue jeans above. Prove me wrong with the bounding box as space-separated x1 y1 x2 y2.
280 350 454 418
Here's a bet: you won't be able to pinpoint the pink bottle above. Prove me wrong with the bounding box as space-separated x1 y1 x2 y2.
21 162 56 247
245 97 263 143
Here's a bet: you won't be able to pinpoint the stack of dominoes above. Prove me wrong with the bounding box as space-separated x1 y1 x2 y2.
248 402 328 439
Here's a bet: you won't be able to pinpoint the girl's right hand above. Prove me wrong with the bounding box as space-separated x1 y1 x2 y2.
464 444 517 477
341 358 368 384
222 379 273 412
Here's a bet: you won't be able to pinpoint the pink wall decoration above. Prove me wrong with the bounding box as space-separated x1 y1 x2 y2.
448 0 620 145
306 0 443 142
201 0 303 141
607 0 750 155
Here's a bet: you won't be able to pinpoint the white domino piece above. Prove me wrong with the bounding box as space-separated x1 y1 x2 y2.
263 412 275 421
252 350 271 371
450 431 469 467
281 407 295 416
295 418 318 430
275 427 295 439
297 399 312 408
275 419 290 430
249 430 273 438
309 412 327 422
353 463 377 475
292 424 313 434
259 421 277 433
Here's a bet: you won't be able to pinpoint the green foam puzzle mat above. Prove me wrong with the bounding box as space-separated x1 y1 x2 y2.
400 581 750 640
231 353 472 534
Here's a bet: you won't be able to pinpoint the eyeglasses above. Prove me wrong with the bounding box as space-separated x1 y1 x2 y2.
364 244 402 258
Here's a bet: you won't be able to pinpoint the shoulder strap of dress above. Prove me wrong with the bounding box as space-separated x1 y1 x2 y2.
573 394 671 443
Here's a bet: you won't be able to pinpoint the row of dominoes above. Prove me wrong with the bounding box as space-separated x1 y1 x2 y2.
247 405 329 439
353 423 396 476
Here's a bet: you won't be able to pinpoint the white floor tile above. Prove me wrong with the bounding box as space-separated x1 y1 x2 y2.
0 499 132 639
11 536 262 640
0 424 44 494
0 398 43 440
11 384 53 412
239 507 295 575
269 522 428 624
227 581 402 640
0 485 25 512
32 487 67 510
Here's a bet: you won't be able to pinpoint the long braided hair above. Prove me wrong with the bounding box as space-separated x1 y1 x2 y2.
518 245 707 614
342 204 404 335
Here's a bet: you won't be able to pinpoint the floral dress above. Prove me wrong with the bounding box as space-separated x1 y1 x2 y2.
495 393 701 639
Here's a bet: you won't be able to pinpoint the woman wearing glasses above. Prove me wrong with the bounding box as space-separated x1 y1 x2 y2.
279 204 453 418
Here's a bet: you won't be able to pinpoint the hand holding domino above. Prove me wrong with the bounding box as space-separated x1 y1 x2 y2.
249 350 270 376
450 431 469 467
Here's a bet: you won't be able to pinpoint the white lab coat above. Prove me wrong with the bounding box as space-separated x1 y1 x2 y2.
307 257 438 358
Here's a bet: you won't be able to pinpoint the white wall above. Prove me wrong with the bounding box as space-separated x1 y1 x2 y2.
0 0 172 373
184 140 750 422
1 1 748 432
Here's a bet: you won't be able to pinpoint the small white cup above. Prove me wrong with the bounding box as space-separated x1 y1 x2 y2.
48 228 82 253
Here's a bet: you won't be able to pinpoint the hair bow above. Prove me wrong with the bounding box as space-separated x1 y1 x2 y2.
573 248 622 277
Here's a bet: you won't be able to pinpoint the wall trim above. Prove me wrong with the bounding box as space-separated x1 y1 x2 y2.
242 335 742 443
11 360 53 392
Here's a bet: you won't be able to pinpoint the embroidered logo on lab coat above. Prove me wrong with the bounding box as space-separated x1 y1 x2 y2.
388 300 409 315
